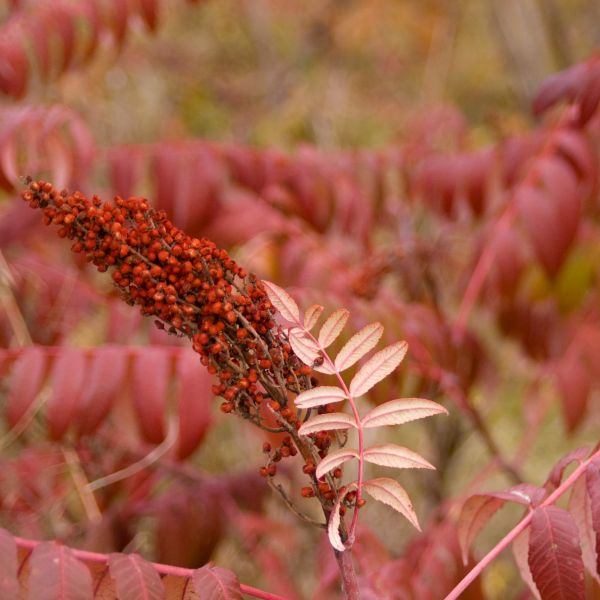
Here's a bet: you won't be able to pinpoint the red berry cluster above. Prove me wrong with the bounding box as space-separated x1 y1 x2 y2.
22 180 311 425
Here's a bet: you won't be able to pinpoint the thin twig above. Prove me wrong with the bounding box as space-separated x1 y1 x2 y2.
86 419 178 492
61 447 102 522
267 478 325 528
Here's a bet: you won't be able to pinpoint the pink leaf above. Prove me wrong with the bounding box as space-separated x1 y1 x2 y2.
6 346 47 427
76 347 127 435
298 413 357 436
108 553 165 600
513 528 541 600
294 386 347 409
362 478 420 530
349 341 408 397
569 475 599 582
335 322 384 372
262 280 299 323
191 563 243 600
303 304 324 331
0 528 18 598
316 448 359 479
46 348 86 440
288 328 334 374
318 308 350 348
587 460 600 577
363 444 435 471
175 352 213 460
528 506 585 600
361 398 448 429
132 348 170 444
29 542 93 600
327 494 347 552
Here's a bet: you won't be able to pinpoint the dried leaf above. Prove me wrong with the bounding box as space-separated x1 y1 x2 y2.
335 322 384 372
362 478 420 530
108 553 165 600
304 304 324 331
294 386 347 409
361 398 448 429
363 444 435 471
298 413 357 436
262 280 299 323
29 542 93 600
349 341 408 397
316 448 359 479
528 506 585 600
318 308 350 348
192 563 243 600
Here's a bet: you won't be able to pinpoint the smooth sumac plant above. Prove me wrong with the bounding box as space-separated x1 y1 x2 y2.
3 3 600 600
18 178 447 598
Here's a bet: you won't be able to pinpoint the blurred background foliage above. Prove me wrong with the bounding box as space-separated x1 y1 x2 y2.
47 0 600 150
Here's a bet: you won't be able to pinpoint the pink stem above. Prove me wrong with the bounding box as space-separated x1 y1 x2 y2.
444 447 600 600
13 536 289 600
335 549 361 600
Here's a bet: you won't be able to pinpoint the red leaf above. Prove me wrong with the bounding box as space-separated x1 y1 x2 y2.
458 495 508 564
175 352 212 459
555 358 591 433
0 528 18 598
46 348 86 440
6 346 47 427
108 553 165 600
76 347 127 435
517 184 574 278
458 485 545 564
29 542 93 600
569 475 599 582
587 460 600 577
528 506 585 600
192 563 243 600
131 348 170 444
545 447 589 490
513 528 541 599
